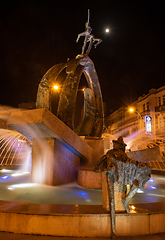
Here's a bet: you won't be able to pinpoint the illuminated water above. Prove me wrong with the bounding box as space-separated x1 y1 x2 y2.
0 168 102 205
0 168 164 205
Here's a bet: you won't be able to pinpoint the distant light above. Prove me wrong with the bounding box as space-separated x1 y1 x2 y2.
105 28 109 33
1 175 9 179
79 192 87 196
78 88 85 92
53 85 59 90
129 107 134 113
149 179 154 182
150 186 156 189
131 205 135 210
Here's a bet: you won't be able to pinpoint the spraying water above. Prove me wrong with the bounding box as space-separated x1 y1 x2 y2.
0 106 53 180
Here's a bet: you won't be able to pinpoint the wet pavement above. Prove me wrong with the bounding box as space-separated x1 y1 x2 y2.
0 168 165 205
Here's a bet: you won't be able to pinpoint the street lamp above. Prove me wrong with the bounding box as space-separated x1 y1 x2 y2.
129 107 141 118
129 107 142 139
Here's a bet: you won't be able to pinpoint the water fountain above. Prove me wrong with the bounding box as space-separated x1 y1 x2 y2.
0 10 165 238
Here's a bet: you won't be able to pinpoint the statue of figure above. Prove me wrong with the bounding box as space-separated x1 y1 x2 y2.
94 136 151 239
76 9 102 55
94 136 151 213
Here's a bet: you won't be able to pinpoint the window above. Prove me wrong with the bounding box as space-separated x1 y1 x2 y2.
159 97 161 106
163 95 165 105
143 104 145 112
147 102 149 111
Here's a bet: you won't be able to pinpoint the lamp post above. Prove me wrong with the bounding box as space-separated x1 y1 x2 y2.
129 107 142 140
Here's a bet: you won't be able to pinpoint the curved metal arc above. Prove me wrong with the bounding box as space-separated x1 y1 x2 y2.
36 55 104 138
57 64 85 129
78 88 96 136
79 56 104 137
36 63 67 110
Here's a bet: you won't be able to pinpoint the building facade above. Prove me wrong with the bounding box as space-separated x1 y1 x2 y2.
107 86 165 149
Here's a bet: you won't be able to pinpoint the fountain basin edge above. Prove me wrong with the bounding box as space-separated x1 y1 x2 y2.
0 200 164 237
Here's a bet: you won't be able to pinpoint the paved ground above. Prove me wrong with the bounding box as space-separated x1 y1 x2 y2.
0 232 165 240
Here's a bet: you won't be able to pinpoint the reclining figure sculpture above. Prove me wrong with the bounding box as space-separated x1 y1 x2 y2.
94 136 152 213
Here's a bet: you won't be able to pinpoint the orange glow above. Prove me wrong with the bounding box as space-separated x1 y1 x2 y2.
53 85 59 90
129 107 134 113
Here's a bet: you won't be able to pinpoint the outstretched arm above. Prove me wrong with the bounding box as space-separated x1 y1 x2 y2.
87 9 90 25
94 155 107 172
76 31 87 42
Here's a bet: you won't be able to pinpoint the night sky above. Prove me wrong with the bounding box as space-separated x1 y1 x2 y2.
0 1 164 116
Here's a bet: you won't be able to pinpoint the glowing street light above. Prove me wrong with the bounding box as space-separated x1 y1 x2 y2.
105 28 110 33
53 85 59 90
128 107 141 118
78 88 86 92
129 107 134 113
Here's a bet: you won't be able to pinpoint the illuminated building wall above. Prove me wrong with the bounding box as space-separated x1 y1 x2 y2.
107 85 165 138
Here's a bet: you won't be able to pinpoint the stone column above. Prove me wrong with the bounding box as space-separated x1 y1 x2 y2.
31 138 80 186
83 137 104 168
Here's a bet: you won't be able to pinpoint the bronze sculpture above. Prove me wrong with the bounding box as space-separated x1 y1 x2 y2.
94 136 152 213
36 10 104 138
76 9 102 55
94 137 151 238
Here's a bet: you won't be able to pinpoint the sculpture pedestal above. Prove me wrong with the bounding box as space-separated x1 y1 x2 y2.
7 108 93 186
77 169 102 189
80 136 104 167
102 173 126 213
78 137 104 188
31 138 80 185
